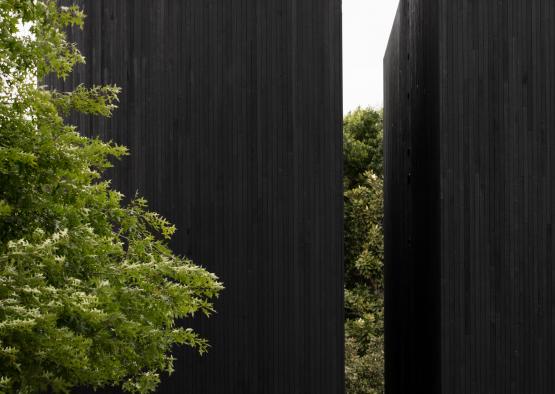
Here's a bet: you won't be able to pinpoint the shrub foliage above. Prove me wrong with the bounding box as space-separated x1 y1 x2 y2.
343 108 384 393
0 2 222 393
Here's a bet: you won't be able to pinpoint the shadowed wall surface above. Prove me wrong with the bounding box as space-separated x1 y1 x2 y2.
50 1 343 393
385 1 555 393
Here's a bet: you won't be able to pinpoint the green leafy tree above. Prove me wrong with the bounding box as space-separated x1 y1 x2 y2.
343 107 383 189
0 2 222 393
343 108 384 393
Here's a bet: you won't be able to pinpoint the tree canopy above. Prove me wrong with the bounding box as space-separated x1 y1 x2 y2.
343 107 384 394
343 107 383 189
0 2 222 393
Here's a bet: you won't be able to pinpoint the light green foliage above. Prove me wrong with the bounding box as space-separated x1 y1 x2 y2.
0 1 223 393
343 108 384 393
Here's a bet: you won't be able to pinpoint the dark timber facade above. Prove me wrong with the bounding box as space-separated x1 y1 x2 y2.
52 1 343 393
385 1 555 393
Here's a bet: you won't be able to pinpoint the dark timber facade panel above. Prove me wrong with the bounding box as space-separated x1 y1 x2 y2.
383 1 440 392
50 1 343 393
385 1 555 393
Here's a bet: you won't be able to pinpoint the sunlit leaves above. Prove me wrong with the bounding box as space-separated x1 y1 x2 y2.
0 1 223 393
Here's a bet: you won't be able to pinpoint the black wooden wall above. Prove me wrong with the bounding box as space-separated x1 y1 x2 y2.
385 1 555 393
383 1 440 392
51 1 343 393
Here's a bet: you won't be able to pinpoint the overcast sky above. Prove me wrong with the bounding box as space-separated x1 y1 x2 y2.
343 0 399 113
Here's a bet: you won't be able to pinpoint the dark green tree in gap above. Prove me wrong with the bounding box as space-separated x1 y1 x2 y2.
343 107 384 394
343 107 383 190
0 1 222 393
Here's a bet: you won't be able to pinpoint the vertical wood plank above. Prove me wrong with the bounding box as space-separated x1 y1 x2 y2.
49 1 343 393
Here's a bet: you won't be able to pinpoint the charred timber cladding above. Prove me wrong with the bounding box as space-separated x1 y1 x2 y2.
51 1 344 393
385 1 555 393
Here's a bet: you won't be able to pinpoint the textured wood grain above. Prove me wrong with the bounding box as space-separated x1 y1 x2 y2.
385 1 555 393
49 1 343 393
384 1 440 393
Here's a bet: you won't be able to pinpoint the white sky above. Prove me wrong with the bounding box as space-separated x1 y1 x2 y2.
343 0 399 114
